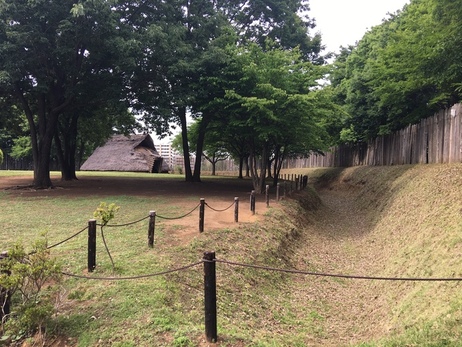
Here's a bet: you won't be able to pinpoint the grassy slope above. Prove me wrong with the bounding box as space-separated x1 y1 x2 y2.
2 166 462 346
295 164 462 346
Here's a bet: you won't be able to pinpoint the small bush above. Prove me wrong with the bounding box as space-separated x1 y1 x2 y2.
0 235 62 342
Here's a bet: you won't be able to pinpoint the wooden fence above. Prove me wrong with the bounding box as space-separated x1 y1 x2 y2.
294 103 462 168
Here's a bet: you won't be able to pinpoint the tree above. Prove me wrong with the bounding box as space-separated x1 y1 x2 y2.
330 0 462 143
209 42 330 193
0 0 132 188
130 0 324 183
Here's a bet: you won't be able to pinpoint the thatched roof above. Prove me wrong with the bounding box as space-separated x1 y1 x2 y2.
80 134 166 173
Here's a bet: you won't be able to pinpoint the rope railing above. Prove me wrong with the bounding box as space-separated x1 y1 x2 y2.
41 191 277 256
63 255 462 284
205 201 235 212
214 258 462 282
46 226 87 250
156 203 201 220
102 215 150 228
61 261 203 281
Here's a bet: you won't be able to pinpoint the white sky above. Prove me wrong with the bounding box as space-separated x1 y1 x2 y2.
309 0 410 54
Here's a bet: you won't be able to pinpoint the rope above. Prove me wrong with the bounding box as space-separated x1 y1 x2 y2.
61 261 203 281
215 259 462 282
46 226 87 250
205 201 235 212
100 226 115 272
157 203 201 220
99 215 150 228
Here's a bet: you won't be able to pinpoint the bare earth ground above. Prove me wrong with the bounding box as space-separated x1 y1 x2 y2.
0 174 386 346
0 175 268 244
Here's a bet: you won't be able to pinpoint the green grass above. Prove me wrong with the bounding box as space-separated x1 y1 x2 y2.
3 166 462 346
0 170 323 346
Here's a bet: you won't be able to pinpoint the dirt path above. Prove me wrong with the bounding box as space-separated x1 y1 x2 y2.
294 187 390 346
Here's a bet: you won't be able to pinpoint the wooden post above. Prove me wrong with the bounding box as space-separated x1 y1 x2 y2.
88 219 97 272
199 198 205 233
276 183 280 201
203 251 217 343
148 211 156 248
303 175 308 189
0 251 10 323
250 190 256 215
234 197 239 223
265 185 270 207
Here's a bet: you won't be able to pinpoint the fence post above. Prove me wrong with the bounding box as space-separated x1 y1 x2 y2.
303 175 308 189
203 251 217 343
199 198 205 233
148 211 156 248
88 219 97 272
276 183 280 201
0 251 10 324
250 190 256 215
234 197 239 223
265 185 270 207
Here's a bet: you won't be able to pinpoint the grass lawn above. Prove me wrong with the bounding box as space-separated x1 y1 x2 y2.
3 167 462 347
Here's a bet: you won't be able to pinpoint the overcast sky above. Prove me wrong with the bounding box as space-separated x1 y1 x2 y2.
309 0 410 54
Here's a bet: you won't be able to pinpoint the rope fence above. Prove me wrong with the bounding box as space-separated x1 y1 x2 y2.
2 174 314 341
63 252 462 343
156 203 201 220
39 173 311 256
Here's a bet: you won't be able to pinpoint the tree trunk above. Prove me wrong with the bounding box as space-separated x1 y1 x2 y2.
245 156 250 177
267 157 273 178
272 145 286 187
192 123 206 182
179 107 193 182
55 112 79 181
249 145 268 194
34 142 53 188
238 156 244 179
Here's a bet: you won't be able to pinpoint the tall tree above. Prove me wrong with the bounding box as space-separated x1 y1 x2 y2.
209 42 329 193
130 0 324 183
0 0 130 187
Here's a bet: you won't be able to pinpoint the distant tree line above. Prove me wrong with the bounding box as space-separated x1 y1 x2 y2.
328 0 462 144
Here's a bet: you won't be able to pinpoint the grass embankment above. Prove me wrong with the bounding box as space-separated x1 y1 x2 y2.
295 165 462 346
2 166 462 346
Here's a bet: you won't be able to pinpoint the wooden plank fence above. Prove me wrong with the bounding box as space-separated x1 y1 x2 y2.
296 104 462 168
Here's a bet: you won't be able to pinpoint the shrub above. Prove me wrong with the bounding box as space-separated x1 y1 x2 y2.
93 202 120 226
0 235 62 342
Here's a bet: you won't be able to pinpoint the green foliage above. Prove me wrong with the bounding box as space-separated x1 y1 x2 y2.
10 136 31 160
204 40 333 190
0 148 3 165
93 202 120 226
0 236 62 339
331 0 462 142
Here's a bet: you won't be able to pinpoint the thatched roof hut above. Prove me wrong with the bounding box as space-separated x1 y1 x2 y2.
80 134 167 173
